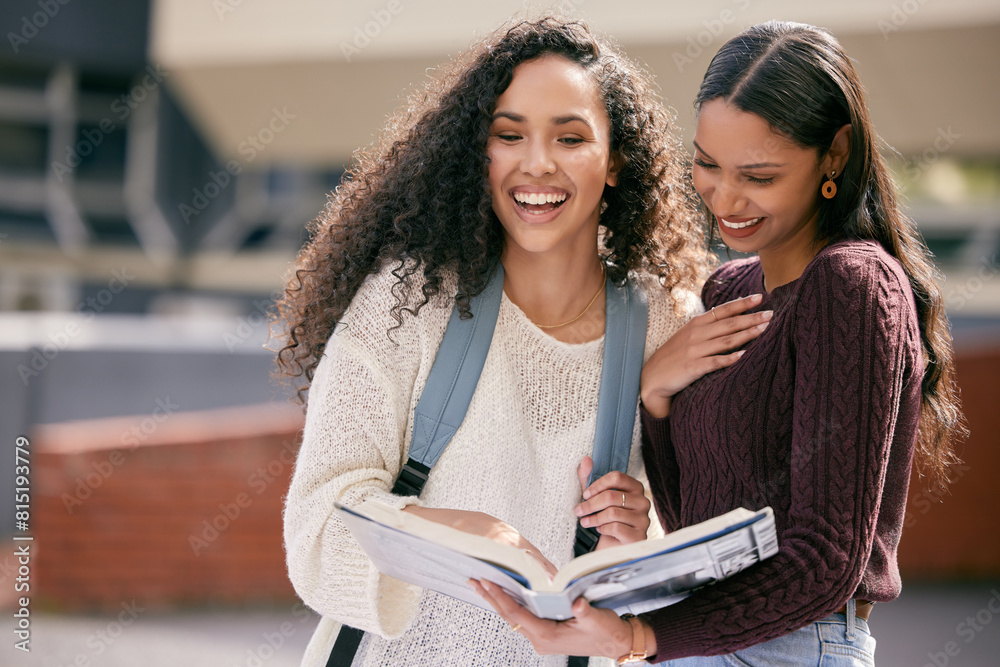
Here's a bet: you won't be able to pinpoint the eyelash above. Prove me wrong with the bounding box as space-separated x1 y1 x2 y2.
694 158 775 185
492 133 584 146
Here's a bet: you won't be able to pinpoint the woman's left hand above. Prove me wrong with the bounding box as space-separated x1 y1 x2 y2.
574 456 651 548
470 579 634 658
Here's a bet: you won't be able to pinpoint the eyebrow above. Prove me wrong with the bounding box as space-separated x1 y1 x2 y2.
693 141 786 169
492 111 593 128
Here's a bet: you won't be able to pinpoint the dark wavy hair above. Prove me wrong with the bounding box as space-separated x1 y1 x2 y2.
275 17 713 403
696 20 965 491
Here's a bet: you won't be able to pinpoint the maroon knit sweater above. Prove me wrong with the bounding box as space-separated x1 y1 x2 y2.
640 239 923 659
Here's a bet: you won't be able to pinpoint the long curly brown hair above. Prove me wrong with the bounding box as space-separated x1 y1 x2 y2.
275 17 714 403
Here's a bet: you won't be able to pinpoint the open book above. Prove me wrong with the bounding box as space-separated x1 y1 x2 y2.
334 501 778 620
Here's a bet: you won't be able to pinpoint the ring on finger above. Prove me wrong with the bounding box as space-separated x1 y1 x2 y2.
621 492 627 509
512 623 522 632
710 307 718 322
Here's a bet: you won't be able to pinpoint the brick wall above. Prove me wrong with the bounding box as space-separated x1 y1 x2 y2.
898 344 1000 578
34 402 305 612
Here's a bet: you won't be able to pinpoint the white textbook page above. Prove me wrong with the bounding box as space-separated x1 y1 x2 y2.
336 503 548 615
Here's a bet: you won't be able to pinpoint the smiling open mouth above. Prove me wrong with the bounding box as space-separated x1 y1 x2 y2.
720 216 763 229
512 191 568 214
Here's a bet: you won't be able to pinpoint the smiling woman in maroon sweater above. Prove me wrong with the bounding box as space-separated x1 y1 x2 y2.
626 21 964 664
474 21 965 665
637 240 924 661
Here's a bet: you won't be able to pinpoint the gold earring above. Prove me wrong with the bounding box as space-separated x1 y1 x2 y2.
822 170 837 199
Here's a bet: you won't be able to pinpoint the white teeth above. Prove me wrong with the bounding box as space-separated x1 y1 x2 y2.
513 192 567 205
721 217 762 229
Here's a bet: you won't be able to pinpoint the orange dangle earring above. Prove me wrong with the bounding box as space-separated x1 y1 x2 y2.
821 170 837 199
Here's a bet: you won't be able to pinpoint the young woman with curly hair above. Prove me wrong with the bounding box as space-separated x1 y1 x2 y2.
277 17 724 667
475 20 966 666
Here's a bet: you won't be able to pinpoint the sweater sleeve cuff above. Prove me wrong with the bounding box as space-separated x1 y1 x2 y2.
366 488 423 511
340 483 423 512
643 603 717 660
639 404 671 441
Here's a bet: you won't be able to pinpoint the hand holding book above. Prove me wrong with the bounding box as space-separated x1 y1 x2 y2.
470 579 657 661
575 456 652 549
402 506 558 578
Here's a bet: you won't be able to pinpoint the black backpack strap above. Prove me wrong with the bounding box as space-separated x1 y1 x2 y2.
325 625 365 667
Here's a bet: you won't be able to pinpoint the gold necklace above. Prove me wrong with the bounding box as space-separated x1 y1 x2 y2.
535 263 606 330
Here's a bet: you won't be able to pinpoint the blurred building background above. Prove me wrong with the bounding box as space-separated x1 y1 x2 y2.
0 0 998 665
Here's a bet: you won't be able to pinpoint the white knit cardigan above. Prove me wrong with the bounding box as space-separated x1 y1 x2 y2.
284 265 697 666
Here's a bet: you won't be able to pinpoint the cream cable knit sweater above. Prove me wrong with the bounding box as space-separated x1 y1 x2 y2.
284 265 696 667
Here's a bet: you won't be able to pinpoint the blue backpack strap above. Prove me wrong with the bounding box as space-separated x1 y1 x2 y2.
591 274 649 480
391 263 505 497
574 274 648 556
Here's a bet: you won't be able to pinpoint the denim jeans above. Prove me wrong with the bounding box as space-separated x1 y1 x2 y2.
655 599 876 666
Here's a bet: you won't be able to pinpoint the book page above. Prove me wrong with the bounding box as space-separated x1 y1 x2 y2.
549 507 766 588
336 503 555 614
558 508 777 616
339 501 555 582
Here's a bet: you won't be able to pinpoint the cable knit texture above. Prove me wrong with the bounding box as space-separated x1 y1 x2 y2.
284 263 697 667
639 239 923 660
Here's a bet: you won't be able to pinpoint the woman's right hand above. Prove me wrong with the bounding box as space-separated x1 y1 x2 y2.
640 294 771 418
402 506 558 578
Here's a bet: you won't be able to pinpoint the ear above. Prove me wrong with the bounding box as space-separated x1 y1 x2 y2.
824 124 851 177
606 151 623 187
